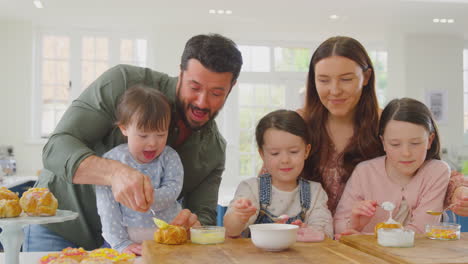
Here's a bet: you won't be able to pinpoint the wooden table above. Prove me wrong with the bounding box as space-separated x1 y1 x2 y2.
340 234 468 264
142 238 390 263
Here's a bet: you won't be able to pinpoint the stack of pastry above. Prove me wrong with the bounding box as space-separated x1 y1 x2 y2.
48 258 80 264
87 248 135 264
153 217 188 245
40 248 88 264
19 187 58 216
0 186 22 218
40 248 135 264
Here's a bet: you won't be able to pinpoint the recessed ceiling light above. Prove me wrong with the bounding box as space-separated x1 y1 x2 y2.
440 18 447 23
433 18 440 23
330 14 339 20
209 9 232 15
448 19 455 23
33 0 43 8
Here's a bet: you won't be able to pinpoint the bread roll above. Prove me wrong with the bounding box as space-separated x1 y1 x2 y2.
0 187 21 218
19 187 58 216
0 186 19 200
80 257 113 264
88 248 135 264
39 252 61 264
60 247 88 262
48 258 80 264
154 225 188 245
0 199 22 218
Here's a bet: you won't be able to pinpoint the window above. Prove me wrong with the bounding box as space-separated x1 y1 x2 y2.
39 35 71 137
217 45 311 188
33 30 148 138
369 50 388 105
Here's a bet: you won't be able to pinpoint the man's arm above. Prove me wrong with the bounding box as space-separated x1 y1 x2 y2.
42 65 154 212
183 166 223 225
74 155 153 212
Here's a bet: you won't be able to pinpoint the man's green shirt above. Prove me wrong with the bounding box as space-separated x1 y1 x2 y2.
36 64 226 249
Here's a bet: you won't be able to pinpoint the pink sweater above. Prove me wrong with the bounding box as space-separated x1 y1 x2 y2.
334 156 450 234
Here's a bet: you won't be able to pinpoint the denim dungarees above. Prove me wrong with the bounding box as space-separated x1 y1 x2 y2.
254 173 311 224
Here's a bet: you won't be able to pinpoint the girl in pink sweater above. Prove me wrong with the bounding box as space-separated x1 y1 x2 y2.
334 98 450 236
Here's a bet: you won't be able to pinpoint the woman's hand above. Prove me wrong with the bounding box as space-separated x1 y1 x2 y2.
350 200 378 231
452 186 468 216
232 198 257 223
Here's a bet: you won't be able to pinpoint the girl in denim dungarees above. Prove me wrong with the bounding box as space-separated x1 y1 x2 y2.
224 110 333 239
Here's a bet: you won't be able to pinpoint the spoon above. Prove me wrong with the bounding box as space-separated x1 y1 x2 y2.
272 214 289 222
426 203 456 216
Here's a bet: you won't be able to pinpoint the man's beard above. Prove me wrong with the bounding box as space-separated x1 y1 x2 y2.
175 85 219 131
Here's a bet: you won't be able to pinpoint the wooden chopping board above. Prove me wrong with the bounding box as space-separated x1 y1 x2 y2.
142 238 390 264
340 234 468 264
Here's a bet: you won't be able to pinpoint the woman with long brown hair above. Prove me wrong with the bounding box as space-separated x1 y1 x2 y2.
298 36 467 216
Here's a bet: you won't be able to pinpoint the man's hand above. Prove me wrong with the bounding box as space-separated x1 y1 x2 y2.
110 161 154 212
123 243 142 256
73 156 154 212
452 186 468 216
171 209 201 229
350 200 378 231
232 198 257 224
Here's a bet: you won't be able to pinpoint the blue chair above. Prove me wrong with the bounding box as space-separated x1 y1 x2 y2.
444 211 468 232
216 205 227 226
455 215 468 232
9 180 36 197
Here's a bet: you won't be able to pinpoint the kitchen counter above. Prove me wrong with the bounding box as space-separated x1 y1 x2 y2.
1 175 37 189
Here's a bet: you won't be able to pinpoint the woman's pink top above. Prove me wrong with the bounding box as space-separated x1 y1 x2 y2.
334 156 450 234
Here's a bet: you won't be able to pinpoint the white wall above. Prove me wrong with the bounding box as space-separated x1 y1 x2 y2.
1 18 467 176
404 34 464 153
0 20 43 176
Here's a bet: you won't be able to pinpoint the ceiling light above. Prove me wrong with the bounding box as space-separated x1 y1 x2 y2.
448 19 455 23
433 18 440 23
440 18 447 23
209 9 232 15
330 14 339 20
33 0 43 8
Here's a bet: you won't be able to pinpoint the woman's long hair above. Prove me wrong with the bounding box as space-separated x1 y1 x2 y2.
303 36 384 184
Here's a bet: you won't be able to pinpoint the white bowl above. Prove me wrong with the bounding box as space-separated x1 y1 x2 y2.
377 228 415 247
249 223 299 251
